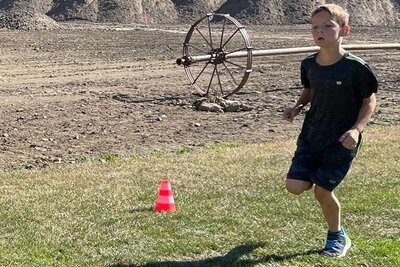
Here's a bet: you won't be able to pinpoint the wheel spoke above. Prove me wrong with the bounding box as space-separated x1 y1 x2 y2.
193 63 210 84
188 44 210 55
219 18 227 48
225 47 248 55
206 65 217 95
222 62 238 86
221 28 240 50
225 59 247 69
215 65 224 95
207 18 213 49
195 27 213 50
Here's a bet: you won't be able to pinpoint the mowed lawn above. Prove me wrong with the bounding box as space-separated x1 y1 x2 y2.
0 125 398 267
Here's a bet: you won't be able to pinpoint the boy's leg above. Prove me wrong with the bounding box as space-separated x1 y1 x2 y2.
314 185 351 257
314 185 341 232
312 141 359 231
286 178 313 195
312 142 358 257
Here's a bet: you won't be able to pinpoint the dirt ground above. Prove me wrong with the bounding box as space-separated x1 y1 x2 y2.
0 22 399 170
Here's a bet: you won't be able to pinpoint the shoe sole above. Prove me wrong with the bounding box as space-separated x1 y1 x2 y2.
322 237 352 257
338 237 352 257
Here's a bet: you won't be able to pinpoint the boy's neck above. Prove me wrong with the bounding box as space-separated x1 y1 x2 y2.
317 46 347 66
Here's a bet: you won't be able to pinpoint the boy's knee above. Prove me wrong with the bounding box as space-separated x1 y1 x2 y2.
286 179 312 195
286 186 304 195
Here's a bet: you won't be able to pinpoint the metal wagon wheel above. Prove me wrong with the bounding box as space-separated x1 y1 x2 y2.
178 13 253 98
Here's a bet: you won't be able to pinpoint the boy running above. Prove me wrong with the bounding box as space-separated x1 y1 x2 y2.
283 4 378 257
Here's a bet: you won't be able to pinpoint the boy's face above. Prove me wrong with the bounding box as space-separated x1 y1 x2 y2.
311 10 349 48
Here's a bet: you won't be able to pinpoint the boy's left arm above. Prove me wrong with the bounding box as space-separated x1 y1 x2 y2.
339 93 377 149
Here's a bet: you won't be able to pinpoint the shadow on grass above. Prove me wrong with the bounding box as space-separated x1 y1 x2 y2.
109 243 322 267
129 206 154 213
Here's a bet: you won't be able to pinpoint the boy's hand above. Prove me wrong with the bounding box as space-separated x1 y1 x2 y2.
339 129 360 149
283 106 302 122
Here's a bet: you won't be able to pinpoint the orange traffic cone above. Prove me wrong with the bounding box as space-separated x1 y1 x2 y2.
155 180 176 212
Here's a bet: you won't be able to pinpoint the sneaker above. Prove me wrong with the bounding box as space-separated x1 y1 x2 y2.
322 227 352 257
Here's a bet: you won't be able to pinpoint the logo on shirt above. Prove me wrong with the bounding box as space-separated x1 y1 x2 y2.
336 81 342 85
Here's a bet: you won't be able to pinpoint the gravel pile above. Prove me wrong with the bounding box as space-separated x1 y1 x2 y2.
0 0 399 30
0 10 60 30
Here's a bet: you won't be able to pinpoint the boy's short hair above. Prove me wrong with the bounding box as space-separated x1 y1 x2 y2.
312 4 350 26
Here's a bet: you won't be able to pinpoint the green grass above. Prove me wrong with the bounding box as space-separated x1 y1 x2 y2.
0 126 399 267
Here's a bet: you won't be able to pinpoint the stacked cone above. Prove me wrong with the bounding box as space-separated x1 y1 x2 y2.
155 180 176 212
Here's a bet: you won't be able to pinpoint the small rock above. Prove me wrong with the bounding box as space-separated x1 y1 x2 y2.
241 104 254 111
24 164 34 170
221 100 241 112
197 102 224 112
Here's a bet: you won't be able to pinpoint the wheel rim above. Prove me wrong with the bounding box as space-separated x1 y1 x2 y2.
182 13 253 98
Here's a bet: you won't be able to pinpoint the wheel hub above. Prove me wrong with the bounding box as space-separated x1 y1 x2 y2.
210 48 225 65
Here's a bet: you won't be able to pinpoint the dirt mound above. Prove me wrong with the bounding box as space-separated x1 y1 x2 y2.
48 0 178 24
0 10 60 30
216 0 316 25
0 0 58 30
96 0 178 24
0 0 399 28
48 0 99 22
0 0 178 30
217 0 400 26
172 0 227 21
337 0 400 26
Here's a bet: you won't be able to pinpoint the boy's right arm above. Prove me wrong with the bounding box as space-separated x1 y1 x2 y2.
283 88 312 122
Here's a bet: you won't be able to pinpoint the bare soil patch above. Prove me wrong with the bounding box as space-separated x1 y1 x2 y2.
0 23 399 169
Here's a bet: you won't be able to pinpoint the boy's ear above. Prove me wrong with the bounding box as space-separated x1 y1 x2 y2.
341 24 351 36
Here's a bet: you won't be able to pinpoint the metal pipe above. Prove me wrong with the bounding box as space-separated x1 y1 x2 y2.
178 43 400 65
233 43 400 58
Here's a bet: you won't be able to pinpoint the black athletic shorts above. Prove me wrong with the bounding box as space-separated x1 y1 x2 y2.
287 134 362 191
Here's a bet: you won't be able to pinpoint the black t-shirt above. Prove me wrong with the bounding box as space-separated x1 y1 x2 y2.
300 52 378 147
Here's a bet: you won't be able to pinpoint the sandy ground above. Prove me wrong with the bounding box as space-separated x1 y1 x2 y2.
0 22 399 169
